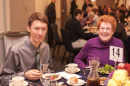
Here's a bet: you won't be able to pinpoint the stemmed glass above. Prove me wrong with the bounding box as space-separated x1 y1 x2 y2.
40 78 50 86
40 63 50 86
40 63 49 73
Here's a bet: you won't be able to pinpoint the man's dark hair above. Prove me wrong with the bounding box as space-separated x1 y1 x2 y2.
73 9 83 17
28 12 48 27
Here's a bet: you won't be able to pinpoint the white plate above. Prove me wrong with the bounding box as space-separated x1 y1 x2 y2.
67 79 86 86
9 81 28 86
42 73 61 81
65 68 80 73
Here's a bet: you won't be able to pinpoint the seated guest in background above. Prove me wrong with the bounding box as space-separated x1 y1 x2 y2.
83 6 92 18
74 15 125 68
107 7 112 15
120 4 126 23
0 12 53 86
82 0 93 12
115 8 124 23
98 5 104 16
103 5 108 15
92 6 99 26
80 11 95 27
65 9 93 48
109 11 128 62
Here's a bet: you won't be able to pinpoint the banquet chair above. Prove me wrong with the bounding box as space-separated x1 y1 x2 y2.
60 28 81 65
4 32 29 57
51 23 64 58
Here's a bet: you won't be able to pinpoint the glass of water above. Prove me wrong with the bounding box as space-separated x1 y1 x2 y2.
40 77 50 86
50 81 59 86
40 63 49 73
40 68 51 86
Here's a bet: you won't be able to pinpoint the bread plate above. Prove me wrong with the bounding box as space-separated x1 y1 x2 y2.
67 79 86 86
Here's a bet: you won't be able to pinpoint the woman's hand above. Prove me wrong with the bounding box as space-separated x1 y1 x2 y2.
24 69 42 80
86 21 92 24
85 66 90 69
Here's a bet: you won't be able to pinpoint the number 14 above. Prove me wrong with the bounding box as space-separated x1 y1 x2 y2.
112 48 120 57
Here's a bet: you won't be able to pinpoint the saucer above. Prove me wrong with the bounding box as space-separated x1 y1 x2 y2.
9 81 28 86
65 68 80 73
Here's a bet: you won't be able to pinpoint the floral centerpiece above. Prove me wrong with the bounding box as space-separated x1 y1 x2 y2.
117 63 130 76
104 63 130 86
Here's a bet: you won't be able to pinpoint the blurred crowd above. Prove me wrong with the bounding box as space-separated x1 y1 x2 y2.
70 0 130 25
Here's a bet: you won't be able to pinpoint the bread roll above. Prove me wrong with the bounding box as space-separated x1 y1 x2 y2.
69 76 78 84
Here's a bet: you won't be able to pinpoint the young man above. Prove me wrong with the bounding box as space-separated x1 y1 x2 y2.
0 12 53 86
65 9 93 48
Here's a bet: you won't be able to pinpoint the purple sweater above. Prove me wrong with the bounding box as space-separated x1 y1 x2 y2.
74 37 125 68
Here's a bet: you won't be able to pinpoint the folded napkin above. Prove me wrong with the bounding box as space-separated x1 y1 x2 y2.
56 71 81 79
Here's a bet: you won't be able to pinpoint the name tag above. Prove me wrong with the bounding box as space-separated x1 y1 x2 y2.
109 46 123 62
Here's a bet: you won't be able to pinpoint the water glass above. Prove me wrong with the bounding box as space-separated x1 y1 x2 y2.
50 81 58 86
40 63 49 73
40 77 50 86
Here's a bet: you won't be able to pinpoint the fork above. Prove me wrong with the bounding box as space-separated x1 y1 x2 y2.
82 69 87 79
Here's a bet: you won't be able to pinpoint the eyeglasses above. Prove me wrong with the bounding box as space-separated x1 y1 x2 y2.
99 27 112 31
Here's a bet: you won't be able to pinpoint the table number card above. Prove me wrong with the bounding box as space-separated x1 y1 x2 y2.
109 46 123 62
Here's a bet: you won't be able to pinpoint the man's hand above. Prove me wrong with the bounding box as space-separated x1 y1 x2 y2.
24 69 42 80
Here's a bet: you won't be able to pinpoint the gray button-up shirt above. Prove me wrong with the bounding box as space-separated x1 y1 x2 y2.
0 39 53 86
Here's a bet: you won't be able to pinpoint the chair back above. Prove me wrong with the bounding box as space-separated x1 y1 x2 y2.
60 28 73 52
51 23 60 43
4 32 29 56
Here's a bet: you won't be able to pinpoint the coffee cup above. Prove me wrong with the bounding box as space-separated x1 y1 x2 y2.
9 76 25 86
66 63 78 73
